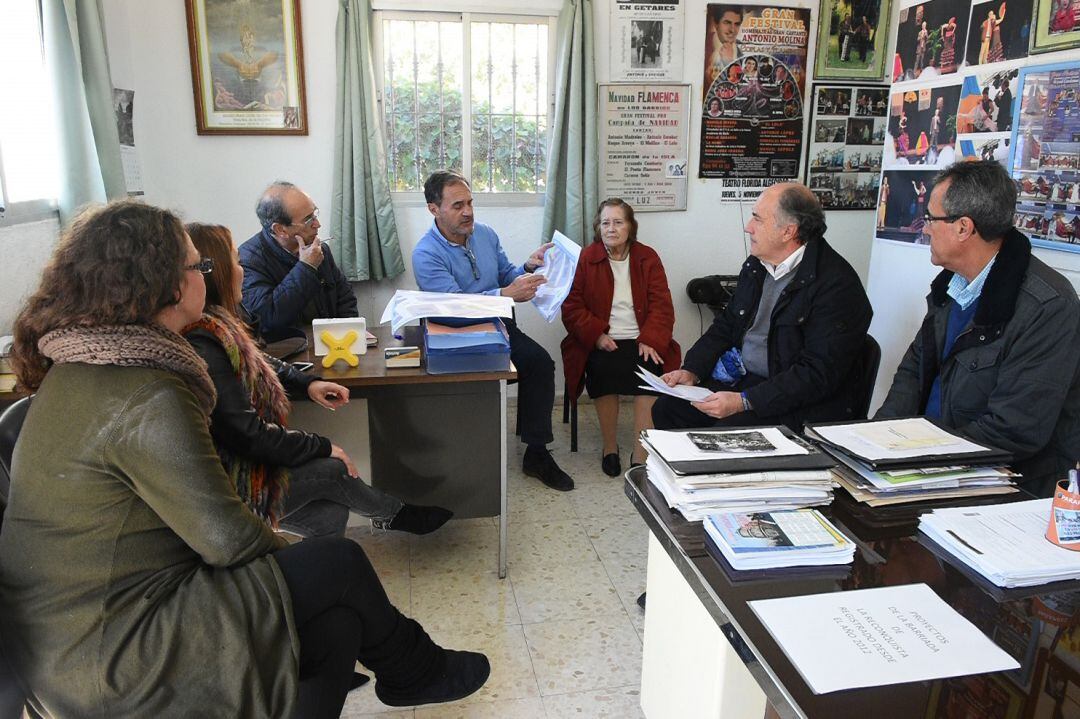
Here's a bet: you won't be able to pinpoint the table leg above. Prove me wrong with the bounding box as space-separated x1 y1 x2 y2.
499 379 508 579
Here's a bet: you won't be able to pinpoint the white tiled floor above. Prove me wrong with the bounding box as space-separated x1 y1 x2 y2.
341 400 650 718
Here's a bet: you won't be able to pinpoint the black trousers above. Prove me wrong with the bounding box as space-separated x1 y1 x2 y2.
651 375 764 430
274 537 421 719
506 318 555 447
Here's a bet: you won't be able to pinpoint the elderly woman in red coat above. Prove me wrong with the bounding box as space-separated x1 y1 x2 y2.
561 199 680 476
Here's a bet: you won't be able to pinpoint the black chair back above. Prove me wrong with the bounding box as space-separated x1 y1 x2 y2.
0 397 32 510
852 335 882 420
0 396 30 719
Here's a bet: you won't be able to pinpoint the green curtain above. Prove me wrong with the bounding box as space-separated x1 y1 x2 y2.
42 0 126 224
331 0 405 282
541 0 598 247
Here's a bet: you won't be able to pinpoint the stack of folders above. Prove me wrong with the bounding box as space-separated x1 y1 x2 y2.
703 509 856 570
804 418 1018 507
920 499 1080 587
641 426 837 521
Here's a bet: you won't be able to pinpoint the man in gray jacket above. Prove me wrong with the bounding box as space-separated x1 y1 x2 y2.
876 160 1080 495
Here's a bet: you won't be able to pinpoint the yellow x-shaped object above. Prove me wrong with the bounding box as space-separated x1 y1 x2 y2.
320 329 360 368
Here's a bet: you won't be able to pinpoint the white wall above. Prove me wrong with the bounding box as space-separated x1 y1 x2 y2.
0 219 59 334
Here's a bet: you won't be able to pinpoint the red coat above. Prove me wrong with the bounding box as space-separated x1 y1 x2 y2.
561 240 681 400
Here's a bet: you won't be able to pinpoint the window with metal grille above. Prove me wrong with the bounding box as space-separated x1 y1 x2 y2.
378 13 553 197
0 0 59 224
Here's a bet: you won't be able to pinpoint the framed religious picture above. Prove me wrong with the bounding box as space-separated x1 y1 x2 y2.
814 0 893 80
184 0 308 135
1030 0 1080 53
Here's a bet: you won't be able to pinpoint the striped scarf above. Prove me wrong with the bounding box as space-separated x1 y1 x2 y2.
184 308 290 526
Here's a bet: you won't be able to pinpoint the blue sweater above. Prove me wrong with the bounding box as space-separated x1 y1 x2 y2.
412 221 525 295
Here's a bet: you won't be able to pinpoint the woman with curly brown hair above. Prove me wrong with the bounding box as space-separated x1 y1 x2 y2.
0 201 488 718
182 222 452 538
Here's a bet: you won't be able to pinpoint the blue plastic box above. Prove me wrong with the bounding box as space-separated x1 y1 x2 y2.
422 319 511 374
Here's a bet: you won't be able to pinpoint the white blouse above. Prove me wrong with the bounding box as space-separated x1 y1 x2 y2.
607 256 640 340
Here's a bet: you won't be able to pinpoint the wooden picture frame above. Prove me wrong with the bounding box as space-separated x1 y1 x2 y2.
184 0 308 135
1030 0 1080 54
814 0 892 80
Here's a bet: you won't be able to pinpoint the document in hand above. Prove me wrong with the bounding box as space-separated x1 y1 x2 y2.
749 584 1020 694
704 509 855 570
636 366 714 402
531 231 581 322
919 499 1080 587
805 417 1011 470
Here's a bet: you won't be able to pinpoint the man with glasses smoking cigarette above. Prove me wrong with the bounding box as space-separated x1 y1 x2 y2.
239 181 358 341
411 170 575 492
876 161 1080 495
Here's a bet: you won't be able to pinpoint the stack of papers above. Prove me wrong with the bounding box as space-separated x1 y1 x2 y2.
805 418 1017 506
642 427 836 520
703 509 855 570
919 499 1080 587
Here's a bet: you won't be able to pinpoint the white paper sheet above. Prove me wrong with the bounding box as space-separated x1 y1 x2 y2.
531 231 581 322
749 584 1019 694
811 418 991 461
379 290 514 332
636 366 713 401
920 499 1080 587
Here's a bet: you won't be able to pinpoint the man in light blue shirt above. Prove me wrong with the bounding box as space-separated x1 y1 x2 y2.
412 170 574 492
877 160 1080 495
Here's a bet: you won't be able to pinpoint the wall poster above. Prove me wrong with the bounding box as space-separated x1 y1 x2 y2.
610 1 686 81
699 3 811 201
814 0 893 80
806 84 888 209
599 84 691 211
1008 63 1080 252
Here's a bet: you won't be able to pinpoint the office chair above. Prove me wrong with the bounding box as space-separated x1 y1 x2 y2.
562 380 578 453
0 396 31 510
852 335 882 420
0 395 30 719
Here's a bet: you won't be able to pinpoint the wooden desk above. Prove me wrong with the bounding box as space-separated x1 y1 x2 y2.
300 326 516 578
627 467 1076 718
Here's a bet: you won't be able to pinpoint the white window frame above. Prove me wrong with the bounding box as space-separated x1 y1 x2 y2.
373 10 557 207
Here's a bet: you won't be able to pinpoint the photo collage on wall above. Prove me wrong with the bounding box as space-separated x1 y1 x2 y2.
806 84 888 209
876 0 1080 249
1010 64 1080 248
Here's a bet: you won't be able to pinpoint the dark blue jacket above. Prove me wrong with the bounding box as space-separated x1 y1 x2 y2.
238 229 358 342
682 236 873 432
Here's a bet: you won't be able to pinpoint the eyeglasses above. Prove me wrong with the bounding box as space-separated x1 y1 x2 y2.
923 213 961 226
185 258 214 274
289 207 319 228
462 244 480 280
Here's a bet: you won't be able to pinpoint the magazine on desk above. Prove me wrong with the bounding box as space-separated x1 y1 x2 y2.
704 509 856 569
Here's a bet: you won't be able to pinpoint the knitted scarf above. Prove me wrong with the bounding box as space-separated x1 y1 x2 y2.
38 324 217 418
184 307 291 527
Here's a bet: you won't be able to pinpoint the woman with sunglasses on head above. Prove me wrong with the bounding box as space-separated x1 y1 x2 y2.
0 202 488 719
561 198 680 476
182 222 452 540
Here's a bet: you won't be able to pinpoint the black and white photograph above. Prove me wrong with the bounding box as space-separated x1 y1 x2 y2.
688 430 777 453
816 119 849 143
632 20 665 68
